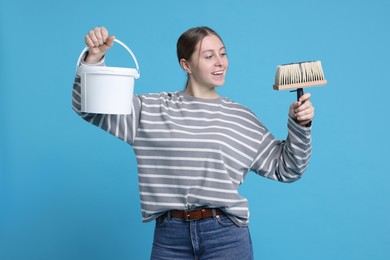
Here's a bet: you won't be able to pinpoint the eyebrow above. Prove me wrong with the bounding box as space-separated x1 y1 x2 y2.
201 47 226 54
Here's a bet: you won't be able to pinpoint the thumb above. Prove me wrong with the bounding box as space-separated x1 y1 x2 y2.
105 35 116 48
291 101 300 109
289 101 298 117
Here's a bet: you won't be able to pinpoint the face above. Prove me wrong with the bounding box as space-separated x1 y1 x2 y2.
185 34 228 89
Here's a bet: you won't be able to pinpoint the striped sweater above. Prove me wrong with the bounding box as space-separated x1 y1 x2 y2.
72 74 312 226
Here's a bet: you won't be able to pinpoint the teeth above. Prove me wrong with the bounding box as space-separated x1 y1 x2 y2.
212 71 223 75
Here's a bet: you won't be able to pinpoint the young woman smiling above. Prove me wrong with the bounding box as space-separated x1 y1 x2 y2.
73 26 314 259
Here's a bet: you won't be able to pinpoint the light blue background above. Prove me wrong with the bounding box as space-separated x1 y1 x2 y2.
1 0 389 259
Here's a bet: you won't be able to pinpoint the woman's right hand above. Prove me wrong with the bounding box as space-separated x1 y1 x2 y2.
84 27 115 64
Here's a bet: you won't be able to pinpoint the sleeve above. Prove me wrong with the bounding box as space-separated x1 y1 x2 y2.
250 116 312 183
71 59 142 145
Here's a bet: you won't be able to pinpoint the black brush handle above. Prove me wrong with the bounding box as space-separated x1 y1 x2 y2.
296 88 311 127
297 88 304 101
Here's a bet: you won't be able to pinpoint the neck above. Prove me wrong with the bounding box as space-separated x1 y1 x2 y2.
185 82 219 99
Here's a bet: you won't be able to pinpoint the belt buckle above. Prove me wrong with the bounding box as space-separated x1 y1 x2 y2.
184 212 193 221
184 211 197 221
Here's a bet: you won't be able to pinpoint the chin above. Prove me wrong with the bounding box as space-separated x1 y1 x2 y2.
212 80 225 87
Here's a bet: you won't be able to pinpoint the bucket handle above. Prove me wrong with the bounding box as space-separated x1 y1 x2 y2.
76 39 140 79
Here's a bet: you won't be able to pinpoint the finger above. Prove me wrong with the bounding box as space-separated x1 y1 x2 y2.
295 105 314 118
298 119 312 126
88 30 100 47
296 108 314 121
295 100 312 113
289 101 302 118
296 112 313 122
298 92 311 103
101 27 109 42
93 27 104 46
84 35 95 48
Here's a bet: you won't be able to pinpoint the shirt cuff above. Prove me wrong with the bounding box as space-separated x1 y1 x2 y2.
288 116 312 135
79 51 105 66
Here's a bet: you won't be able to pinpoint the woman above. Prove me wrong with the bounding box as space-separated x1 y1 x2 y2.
73 26 314 259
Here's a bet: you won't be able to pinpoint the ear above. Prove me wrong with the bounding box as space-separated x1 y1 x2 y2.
180 59 191 74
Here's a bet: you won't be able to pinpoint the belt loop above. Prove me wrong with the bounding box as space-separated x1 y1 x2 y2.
212 208 216 218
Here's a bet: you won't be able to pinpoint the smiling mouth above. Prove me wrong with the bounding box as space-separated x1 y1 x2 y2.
211 70 224 75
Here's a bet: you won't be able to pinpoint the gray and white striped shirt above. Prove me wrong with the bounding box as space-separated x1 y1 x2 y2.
72 77 312 226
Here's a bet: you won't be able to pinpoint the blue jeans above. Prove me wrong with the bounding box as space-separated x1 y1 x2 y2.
151 211 254 260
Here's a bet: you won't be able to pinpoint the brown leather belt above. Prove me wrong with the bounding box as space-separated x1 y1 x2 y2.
170 208 224 221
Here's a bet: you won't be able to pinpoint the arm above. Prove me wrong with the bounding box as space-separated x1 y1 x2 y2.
72 27 141 145
72 75 141 145
250 118 311 182
250 94 314 182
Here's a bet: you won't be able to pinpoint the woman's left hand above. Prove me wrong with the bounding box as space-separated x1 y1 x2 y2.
289 93 315 126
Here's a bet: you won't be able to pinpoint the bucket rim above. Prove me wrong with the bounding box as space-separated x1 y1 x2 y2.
78 65 139 77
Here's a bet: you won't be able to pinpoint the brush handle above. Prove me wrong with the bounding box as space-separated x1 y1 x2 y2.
297 88 304 101
296 88 311 127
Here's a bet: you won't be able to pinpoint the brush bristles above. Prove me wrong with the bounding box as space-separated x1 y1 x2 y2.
274 61 327 90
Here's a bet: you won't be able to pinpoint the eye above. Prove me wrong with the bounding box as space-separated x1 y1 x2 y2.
220 52 227 57
205 55 213 60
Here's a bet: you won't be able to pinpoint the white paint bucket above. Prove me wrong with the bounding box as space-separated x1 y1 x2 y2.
76 39 140 114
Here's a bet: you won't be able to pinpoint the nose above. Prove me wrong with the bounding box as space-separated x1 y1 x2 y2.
215 55 224 67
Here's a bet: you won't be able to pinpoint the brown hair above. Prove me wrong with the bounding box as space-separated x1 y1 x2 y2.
176 26 224 64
